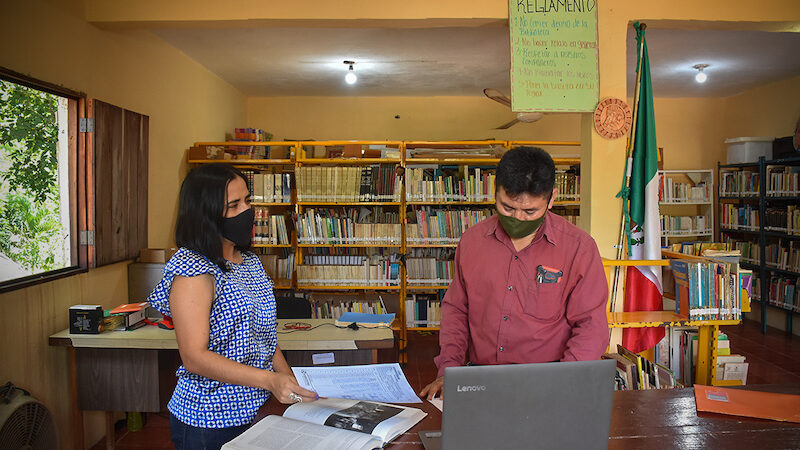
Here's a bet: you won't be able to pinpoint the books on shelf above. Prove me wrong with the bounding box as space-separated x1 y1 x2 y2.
256 250 295 285
765 205 800 235
297 255 401 287
405 166 496 202
222 398 426 450
296 207 401 245
719 169 760 196
660 215 710 236
406 206 493 245
659 174 710 202
404 294 441 327
310 297 390 319
296 164 401 203
669 258 745 321
253 208 290 245
765 164 800 197
603 344 679 391
251 173 291 203
719 204 759 231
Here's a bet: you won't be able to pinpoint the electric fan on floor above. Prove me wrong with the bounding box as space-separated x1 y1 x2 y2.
0 382 58 450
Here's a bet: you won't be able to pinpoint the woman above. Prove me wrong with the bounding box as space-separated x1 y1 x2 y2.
148 163 316 450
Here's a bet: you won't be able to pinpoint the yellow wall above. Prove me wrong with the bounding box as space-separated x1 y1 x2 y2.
0 0 245 447
247 96 582 156
723 75 800 140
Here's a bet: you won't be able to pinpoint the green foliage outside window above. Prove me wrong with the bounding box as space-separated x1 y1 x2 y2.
0 79 63 271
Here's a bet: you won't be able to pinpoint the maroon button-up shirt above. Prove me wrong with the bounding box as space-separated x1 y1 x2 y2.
434 212 609 377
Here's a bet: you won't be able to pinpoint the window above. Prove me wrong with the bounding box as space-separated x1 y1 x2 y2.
0 69 86 291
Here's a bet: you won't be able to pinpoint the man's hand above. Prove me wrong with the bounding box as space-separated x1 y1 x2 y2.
419 376 444 400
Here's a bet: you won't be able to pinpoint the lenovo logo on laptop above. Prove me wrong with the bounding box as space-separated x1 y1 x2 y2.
455 384 486 392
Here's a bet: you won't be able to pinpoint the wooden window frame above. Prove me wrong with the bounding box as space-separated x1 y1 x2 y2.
0 68 88 293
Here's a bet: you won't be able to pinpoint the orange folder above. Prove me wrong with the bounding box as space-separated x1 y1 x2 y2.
694 385 800 423
109 302 149 315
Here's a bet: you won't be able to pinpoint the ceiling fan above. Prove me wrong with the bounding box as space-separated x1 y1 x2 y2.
483 88 544 129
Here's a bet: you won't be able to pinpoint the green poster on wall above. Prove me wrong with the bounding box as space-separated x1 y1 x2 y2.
509 0 599 112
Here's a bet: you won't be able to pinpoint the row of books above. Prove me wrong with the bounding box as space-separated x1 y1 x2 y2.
295 164 401 202
250 172 292 203
669 258 747 321
296 260 401 286
404 294 441 328
554 169 580 201
752 274 800 312
666 241 732 256
719 169 759 196
254 208 290 245
233 127 271 142
765 205 800 235
405 166 496 202
405 257 454 286
765 164 800 196
655 328 748 386
256 252 295 284
659 176 710 202
296 208 401 245
406 207 494 244
719 204 759 230
723 237 800 273
660 214 710 235
604 344 678 391
764 240 800 273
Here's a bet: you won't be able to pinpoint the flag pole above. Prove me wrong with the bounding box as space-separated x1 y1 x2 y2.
610 22 646 312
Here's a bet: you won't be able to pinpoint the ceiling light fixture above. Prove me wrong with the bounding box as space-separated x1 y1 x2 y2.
344 60 357 85
693 64 709 83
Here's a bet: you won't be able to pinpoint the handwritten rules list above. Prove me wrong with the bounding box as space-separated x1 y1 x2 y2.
509 0 599 112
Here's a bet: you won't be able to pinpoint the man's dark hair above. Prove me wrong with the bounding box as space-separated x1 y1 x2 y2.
175 163 251 271
496 146 556 198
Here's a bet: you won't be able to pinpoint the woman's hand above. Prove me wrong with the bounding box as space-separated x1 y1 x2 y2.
266 371 318 404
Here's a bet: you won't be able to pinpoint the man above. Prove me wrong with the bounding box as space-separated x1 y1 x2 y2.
420 147 609 399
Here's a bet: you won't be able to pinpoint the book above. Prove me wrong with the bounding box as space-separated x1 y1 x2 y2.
334 312 395 328
221 398 427 450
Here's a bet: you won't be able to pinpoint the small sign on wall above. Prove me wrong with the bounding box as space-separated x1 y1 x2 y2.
509 0 599 112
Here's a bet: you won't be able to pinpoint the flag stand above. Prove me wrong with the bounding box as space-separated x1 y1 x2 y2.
609 22 647 314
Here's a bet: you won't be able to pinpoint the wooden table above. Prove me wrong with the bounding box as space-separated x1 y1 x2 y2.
258 385 800 449
49 319 393 450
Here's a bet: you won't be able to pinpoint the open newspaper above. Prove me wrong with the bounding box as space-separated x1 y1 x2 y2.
222 398 426 450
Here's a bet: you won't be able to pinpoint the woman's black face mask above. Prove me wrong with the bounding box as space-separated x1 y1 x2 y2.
222 208 254 248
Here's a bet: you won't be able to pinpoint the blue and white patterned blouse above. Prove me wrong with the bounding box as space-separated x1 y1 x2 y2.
147 247 277 428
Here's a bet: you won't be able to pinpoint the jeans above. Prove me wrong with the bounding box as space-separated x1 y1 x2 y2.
170 414 250 450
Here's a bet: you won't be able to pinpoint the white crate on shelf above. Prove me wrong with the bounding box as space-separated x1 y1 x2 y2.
725 137 773 164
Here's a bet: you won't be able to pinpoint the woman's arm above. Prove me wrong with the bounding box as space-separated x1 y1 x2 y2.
170 274 316 403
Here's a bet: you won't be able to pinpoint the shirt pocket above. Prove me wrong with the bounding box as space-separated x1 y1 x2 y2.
524 282 566 321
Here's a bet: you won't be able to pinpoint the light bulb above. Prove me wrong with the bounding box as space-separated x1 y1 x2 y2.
345 71 357 85
695 71 707 83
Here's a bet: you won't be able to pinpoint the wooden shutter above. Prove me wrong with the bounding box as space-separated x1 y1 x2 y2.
92 99 148 267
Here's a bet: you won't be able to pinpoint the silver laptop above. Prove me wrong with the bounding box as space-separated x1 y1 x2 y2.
420 360 616 450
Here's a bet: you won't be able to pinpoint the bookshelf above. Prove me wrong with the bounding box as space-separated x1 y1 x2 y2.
188 139 582 361
657 170 714 247
718 156 800 334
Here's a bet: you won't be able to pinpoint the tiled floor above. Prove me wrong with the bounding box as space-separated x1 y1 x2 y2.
91 320 797 449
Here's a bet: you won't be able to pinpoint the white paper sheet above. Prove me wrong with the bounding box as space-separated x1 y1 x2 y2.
292 363 422 403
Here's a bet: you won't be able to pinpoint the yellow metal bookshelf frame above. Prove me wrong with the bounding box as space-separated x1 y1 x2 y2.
189 139 583 362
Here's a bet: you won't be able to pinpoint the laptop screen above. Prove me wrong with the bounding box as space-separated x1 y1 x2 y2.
440 360 616 450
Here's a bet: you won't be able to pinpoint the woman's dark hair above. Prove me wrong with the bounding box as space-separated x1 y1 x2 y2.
496 146 556 198
175 163 251 271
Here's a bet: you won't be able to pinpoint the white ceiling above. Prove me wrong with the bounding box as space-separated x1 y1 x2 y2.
152 24 800 100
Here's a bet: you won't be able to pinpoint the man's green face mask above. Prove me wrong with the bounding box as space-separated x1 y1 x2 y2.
496 191 552 239
496 211 546 239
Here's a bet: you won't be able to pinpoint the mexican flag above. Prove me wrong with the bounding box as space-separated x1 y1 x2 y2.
623 23 664 353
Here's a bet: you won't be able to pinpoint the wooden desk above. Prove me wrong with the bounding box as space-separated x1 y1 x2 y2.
49 319 393 450
258 385 800 449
